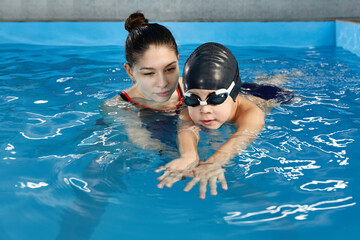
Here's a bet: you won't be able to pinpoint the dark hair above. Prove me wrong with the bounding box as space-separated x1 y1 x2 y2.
124 11 178 67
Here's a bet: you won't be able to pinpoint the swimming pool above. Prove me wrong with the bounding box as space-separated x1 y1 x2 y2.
0 22 359 240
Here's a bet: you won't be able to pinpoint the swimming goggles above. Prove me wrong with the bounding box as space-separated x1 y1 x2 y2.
183 81 235 107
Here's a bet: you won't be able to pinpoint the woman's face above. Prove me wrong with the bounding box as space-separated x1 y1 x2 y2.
126 45 179 103
186 89 235 129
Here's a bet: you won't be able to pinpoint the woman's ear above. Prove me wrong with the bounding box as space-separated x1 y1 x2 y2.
124 63 136 84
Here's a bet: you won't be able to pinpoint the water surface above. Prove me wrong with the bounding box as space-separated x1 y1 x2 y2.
0 44 359 240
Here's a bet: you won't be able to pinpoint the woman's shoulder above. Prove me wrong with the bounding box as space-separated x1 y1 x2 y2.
99 90 136 116
100 94 124 111
121 85 144 100
101 86 134 108
107 85 138 103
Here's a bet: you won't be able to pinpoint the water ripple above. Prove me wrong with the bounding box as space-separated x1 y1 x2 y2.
64 177 91 193
224 197 356 225
20 111 98 139
300 180 348 192
313 129 355 147
291 116 340 126
16 181 49 189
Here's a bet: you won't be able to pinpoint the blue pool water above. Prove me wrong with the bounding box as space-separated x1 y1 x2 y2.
0 43 359 240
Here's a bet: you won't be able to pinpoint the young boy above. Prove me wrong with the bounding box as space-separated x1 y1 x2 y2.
156 42 293 199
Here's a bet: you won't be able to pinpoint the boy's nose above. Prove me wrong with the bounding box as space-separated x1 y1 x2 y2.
199 104 212 113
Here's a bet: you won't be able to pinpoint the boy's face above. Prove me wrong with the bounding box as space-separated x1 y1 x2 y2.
186 89 235 129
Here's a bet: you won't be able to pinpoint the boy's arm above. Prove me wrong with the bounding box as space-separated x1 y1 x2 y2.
184 101 265 199
156 109 200 188
205 106 265 166
177 109 200 161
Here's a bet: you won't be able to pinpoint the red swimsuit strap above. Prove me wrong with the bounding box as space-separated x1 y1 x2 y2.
121 87 183 111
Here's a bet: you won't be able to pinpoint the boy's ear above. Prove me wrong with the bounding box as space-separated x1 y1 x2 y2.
124 63 136 84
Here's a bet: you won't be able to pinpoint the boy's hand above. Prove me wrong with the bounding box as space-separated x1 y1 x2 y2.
184 162 228 199
155 157 199 188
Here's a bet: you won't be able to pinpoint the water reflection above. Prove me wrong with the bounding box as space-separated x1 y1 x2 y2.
300 180 348 192
1 44 359 239
79 129 117 147
314 129 355 147
224 197 356 225
239 122 353 181
16 181 49 189
56 143 128 240
54 112 167 239
239 143 322 180
64 177 91 192
20 111 98 140
291 116 340 126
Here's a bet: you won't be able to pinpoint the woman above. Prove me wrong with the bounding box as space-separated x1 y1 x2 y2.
101 12 184 152
57 12 185 239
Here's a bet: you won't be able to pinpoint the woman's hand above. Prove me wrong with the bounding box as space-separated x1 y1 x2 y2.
155 157 199 188
184 162 228 199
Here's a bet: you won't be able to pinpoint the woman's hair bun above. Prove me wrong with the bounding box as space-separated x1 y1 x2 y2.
125 11 149 32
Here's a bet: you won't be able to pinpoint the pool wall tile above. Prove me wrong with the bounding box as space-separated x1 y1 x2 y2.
2 21 360 57
336 21 360 57
0 21 335 48
0 22 126 46
166 22 335 47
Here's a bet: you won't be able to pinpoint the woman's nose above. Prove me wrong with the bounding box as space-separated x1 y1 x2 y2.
157 73 168 88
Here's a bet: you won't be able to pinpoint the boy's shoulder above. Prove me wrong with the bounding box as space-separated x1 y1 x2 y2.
234 96 265 125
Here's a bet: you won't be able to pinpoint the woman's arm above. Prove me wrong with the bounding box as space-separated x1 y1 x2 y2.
99 95 172 152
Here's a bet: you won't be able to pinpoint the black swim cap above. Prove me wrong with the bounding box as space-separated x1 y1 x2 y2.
183 42 241 100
